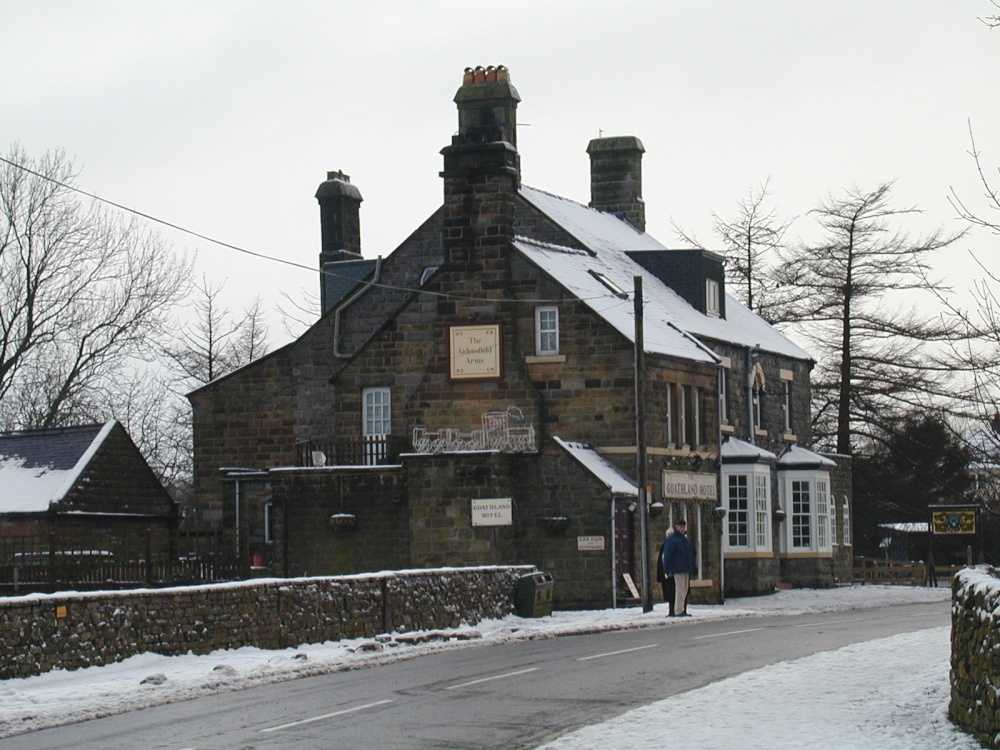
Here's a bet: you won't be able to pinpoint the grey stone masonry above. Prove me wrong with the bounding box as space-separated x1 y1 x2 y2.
0 566 533 680
587 136 645 232
950 566 1000 748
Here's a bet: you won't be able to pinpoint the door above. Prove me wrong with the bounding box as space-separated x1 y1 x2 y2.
614 498 637 600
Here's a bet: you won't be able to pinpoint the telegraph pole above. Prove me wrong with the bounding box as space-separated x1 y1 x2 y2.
634 276 652 613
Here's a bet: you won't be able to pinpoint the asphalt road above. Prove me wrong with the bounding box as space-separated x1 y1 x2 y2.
2 601 949 750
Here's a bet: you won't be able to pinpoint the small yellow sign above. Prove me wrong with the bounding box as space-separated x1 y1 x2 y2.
55 605 68 619
931 509 977 535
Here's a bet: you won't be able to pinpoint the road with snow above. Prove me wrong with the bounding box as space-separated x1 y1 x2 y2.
1 600 948 749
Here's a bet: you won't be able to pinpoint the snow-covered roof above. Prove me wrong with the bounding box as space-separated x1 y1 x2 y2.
518 186 812 362
879 522 929 534
720 437 777 463
553 437 638 496
0 420 116 514
777 445 837 469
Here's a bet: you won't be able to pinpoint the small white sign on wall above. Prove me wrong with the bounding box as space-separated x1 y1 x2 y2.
471 497 513 527
577 535 606 551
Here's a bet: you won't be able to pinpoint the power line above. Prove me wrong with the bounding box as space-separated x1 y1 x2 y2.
0 154 625 307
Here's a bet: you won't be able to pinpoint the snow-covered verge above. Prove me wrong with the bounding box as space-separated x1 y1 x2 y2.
0 585 957 744
951 566 1000 749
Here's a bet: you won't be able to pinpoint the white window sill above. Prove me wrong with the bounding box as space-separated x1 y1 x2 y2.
525 354 566 364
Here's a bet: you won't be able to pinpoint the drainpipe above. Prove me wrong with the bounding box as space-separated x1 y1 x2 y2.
333 256 383 358
610 496 618 608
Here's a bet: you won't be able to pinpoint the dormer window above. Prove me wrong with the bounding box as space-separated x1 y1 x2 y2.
706 279 720 317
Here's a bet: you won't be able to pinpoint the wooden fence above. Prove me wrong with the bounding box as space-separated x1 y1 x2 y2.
853 556 963 586
0 528 251 596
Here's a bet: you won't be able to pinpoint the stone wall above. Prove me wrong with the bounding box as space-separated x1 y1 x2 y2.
951 565 1000 748
0 565 533 680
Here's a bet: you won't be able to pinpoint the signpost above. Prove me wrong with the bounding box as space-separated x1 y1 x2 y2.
927 504 980 586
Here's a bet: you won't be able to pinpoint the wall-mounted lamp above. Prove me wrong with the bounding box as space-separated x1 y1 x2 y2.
329 513 357 531
773 505 787 523
543 516 571 534
312 450 327 467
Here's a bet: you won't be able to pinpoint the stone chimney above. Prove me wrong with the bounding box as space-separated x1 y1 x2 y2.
440 66 520 284
586 136 646 233
316 170 363 265
453 65 521 151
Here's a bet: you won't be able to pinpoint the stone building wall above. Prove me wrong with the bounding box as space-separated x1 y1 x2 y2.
0 566 532 680
188 347 298 526
950 566 1000 748
709 340 813 448
269 467 410 578
828 453 855 584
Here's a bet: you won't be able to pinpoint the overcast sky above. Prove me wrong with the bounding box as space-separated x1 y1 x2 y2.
3 1 999 344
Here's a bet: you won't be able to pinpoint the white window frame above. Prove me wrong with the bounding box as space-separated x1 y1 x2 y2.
752 382 763 432
719 367 729 425
535 306 559 355
751 363 766 434
722 464 772 553
779 470 834 554
726 473 750 548
363 387 391 437
691 386 701 449
665 382 674 447
842 496 852 546
706 278 721 317
754 473 770 549
781 381 792 433
816 478 830 548
679 385 689 448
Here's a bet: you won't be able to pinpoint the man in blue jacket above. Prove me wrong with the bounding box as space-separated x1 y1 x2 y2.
662 519 696 616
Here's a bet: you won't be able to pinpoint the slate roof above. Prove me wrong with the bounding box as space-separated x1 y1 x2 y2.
517 185 812 362
0 421 115 513
322 258 378 311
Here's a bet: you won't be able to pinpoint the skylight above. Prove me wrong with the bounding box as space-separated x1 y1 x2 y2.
588 269 629 299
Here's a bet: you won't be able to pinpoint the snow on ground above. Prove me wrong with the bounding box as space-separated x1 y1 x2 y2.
0 584 977 748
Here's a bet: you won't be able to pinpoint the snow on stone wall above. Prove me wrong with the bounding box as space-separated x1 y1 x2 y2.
951 565 1000 748
0 565 534 680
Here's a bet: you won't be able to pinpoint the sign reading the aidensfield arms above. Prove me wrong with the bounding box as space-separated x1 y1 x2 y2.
449 324 501 380
471 497 513 527
661 470 717 500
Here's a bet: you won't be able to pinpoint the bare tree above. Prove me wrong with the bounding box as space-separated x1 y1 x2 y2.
0 144 190 431
983 0 1000 27
674 178 795 324
776 181 969 455
277 287 321 339
166 277 269 386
